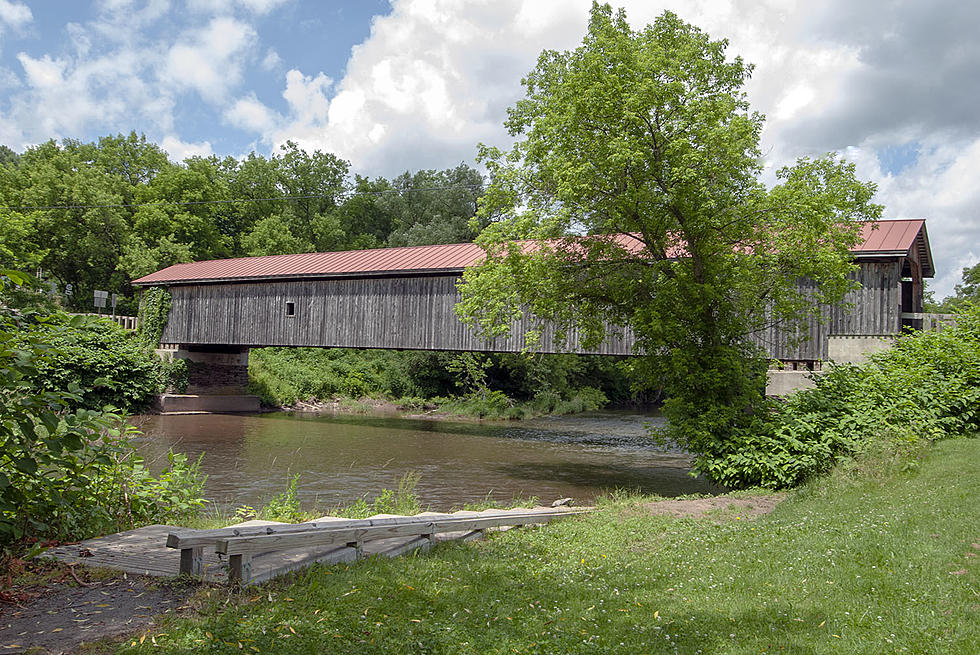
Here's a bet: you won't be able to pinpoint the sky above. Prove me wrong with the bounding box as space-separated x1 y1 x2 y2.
0 0 976 296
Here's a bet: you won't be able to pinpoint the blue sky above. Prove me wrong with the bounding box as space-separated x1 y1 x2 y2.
0 0 977 296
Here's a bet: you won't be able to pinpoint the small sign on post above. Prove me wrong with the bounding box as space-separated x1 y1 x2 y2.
94 290 108 314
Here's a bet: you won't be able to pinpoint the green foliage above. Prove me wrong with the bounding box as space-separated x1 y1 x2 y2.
247 347 413 405
0 270 59 314
109 451 207 527
162 356 189 393
0 131 488 314
137 286 171 347
335 471 422 519
446 352 491 398
696 305 980 488
247 346 626 417
16 313 161 412
382 164 490 247
0 274 204 549
259 474 308 523
114 439 980 654
457 5 880 467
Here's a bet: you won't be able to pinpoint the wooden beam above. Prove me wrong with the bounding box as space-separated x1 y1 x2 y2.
215 510 589 557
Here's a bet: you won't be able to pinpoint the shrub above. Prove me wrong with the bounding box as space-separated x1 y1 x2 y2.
0 278 205 551
247 346 639 411
18 313 162 412
693 304 980 489
335 471 423 519
162 356 189 393
259 474 308 523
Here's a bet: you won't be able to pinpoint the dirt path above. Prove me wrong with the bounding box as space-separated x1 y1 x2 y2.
0 570 195 654
638 493 786 520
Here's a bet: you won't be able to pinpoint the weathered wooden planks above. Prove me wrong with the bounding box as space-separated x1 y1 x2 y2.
162 274 636 354
44 508 590 586
215 508 590 584
159 261 906 362
216 510 590 556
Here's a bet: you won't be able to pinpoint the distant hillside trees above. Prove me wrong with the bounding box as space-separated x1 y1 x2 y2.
0 132 487 314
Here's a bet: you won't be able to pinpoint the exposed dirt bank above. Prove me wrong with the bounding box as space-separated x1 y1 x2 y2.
638 494 785 521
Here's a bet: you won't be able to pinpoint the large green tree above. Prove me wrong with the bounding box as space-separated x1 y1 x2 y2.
383 164 488 247
457 4 881 479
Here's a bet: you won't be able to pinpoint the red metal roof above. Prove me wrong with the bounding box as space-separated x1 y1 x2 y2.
132 241 487 285
852 219 933 276
132 219 932 285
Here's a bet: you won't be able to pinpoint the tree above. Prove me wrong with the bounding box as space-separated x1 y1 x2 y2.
0 140 132 311
925 262 980 312
384 164 488 247
274 141 350 251
456 3 881 483
0 145 20 167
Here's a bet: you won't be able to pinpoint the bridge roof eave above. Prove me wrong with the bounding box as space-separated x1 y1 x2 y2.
130 267 469 287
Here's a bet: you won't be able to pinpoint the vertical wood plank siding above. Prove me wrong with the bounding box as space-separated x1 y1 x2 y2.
162 274 635 355
160 261 902 359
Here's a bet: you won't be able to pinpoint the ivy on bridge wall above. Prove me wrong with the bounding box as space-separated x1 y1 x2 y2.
137 287 171 347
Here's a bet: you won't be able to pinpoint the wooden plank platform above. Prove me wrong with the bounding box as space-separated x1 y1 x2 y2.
42 506 588 585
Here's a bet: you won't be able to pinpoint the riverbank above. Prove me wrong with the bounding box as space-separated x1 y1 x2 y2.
67 435 979 654
245 346 643 420
266 388 620 421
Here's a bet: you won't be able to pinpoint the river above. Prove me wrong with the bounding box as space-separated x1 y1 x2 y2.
132 410 722 512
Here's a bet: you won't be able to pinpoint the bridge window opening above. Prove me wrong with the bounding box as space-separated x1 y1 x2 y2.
285 301 295 317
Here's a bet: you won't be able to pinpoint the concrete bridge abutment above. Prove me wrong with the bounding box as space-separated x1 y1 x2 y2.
153 344 260 413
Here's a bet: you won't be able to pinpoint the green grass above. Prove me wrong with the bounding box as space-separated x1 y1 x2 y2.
116 438 980 654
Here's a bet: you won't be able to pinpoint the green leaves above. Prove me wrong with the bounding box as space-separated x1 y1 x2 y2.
1 294 207 551
458 4 884 486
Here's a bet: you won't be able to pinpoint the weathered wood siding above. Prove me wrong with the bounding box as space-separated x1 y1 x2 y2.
828 261 902 336
159 261 903 360
161 274 636 355
746 261 903 361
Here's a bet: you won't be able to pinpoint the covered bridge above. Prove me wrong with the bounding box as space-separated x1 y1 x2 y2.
133 219 934 397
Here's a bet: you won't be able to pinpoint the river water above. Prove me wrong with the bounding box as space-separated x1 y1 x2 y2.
132 410 722 512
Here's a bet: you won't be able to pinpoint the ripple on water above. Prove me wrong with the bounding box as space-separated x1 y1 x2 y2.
131 410 721 511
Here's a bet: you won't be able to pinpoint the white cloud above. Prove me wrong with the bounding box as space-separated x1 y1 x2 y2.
0 0 31 29
161 134 214 160
11 48 159 139
239 0 289 14
160 16 256 103
282 69 331 124
261 47 281 71
225 93 279 133
185 0 290 15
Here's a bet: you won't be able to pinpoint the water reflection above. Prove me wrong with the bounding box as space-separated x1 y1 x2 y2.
132 411 721 512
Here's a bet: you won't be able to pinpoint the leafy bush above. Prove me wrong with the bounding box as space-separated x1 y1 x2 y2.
0 275 205 551
17 313 162 412
694 304 980 489
248 346 625 417
336 471 422 519
98 450 207 529
161 356 189 393
259 474 308 523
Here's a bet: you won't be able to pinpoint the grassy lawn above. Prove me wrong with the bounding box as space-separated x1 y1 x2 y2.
114 438 979 654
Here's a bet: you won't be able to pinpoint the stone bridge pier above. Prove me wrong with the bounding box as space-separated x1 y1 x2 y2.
154 344 260 413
